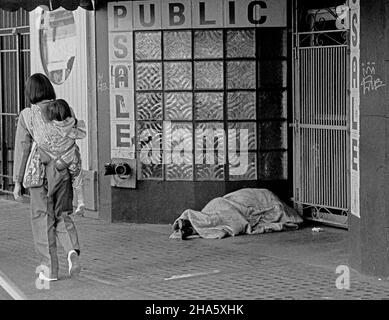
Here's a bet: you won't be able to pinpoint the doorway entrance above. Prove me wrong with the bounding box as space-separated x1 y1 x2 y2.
292 1 350 228
0 9 30 194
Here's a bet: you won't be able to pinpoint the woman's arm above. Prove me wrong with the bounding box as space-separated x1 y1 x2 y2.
13 111 33 185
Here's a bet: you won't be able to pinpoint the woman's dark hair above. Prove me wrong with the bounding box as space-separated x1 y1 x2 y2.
47 99 72 121
25 73 56 104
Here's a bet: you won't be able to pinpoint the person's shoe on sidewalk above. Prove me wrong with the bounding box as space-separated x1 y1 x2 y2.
67 250 81 277
38 272 58 282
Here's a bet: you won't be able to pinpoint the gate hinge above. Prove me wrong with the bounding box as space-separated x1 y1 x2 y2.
289 119 300 133
295 188 299 202
293 49 298 60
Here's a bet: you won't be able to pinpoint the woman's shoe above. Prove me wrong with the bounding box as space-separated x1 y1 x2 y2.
38 272 58 282
68 250 81 277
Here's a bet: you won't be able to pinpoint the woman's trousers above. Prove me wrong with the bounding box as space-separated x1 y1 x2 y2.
29 172 80 278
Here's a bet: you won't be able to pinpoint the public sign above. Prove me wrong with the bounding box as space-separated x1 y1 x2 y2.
109 0 287 31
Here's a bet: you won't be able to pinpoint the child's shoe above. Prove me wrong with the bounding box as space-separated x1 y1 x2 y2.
75 203 85 217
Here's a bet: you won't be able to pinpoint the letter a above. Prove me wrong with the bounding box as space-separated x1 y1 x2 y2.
335 265 350 290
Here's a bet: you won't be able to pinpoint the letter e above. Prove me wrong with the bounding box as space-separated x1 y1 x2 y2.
117 124 132 148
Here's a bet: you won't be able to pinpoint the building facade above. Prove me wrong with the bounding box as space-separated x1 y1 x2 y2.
1 0 389 277
104 0 291 224
97 0 353 229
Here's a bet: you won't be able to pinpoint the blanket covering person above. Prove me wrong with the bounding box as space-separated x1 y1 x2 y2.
170 188 304 240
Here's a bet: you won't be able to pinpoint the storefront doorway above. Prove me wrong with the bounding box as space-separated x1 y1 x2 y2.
292 0 350 228
0 9 30 194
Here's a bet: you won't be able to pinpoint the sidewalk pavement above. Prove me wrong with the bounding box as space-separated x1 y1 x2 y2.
1 196 389 300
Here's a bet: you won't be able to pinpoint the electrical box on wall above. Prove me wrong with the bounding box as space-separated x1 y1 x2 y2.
106 158 136 189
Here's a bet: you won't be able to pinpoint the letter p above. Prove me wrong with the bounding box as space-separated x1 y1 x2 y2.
114 6 127 29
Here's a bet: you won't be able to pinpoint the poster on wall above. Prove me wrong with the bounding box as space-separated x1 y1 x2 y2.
34 7 91 171
39 9 77 85
349 0 360 218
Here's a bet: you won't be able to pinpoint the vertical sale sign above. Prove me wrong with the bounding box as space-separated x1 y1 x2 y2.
349 0 360 218
108 2 135 161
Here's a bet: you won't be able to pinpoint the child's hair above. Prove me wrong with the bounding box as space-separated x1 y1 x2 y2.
47 99 72 121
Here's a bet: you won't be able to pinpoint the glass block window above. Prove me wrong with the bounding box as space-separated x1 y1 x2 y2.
164 62 192 90
195 122 225 181
136 63 162 90
165 92 192 121
195 93 223 120
136 92 162 120
194 30 223 59
227 29 255 58
134 28 288 181
165 122 193 181
135 32 161 60
227 61 256 89
195 61 223 89
164 31 192 60
228 92 256 120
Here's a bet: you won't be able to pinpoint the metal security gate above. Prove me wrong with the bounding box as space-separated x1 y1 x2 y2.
292 3 350 228
0 9 30 194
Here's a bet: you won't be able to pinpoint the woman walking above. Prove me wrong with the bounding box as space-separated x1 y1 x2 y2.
13 73 81 281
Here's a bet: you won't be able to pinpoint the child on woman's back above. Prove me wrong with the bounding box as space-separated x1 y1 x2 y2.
42 99 86 215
